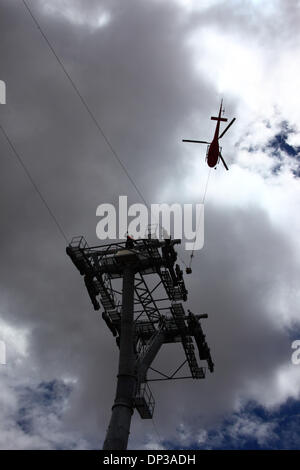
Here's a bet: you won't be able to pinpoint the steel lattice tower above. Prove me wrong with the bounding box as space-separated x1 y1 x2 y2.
66 235 214 450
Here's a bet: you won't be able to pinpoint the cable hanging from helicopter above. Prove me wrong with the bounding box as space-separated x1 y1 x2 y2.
182 100 236 273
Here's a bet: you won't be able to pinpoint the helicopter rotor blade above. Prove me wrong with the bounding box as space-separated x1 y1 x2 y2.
219 153 229 171
182 139 210 144
218 118 236 139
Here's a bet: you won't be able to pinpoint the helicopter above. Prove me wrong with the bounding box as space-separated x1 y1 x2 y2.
182 100 235 170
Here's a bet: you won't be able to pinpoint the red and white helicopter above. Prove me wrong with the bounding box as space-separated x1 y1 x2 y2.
183 100 235 170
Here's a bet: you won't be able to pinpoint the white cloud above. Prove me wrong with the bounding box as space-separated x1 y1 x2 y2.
246 362 300 409
220 414 278 447
41 0 111 30
188 29 266 112
0 317 29 360
2 0 300 449
0 315 86 449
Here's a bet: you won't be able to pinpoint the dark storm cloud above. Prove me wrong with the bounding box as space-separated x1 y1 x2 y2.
0 0 216 448
0 0 299 449
130 203 295 447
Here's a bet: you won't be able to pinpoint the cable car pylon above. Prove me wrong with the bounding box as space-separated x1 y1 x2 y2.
66 234 214 450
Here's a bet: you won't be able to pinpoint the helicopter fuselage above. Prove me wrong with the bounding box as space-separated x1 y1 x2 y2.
206 102 224 168
206 137 220 168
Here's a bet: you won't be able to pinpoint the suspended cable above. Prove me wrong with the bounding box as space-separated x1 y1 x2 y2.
22 0 149 209
21 0 201 265
188 167 212 269
0 124 68 243
22 0 175 249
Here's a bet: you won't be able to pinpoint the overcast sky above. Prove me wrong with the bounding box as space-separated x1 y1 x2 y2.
1 0 300 450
